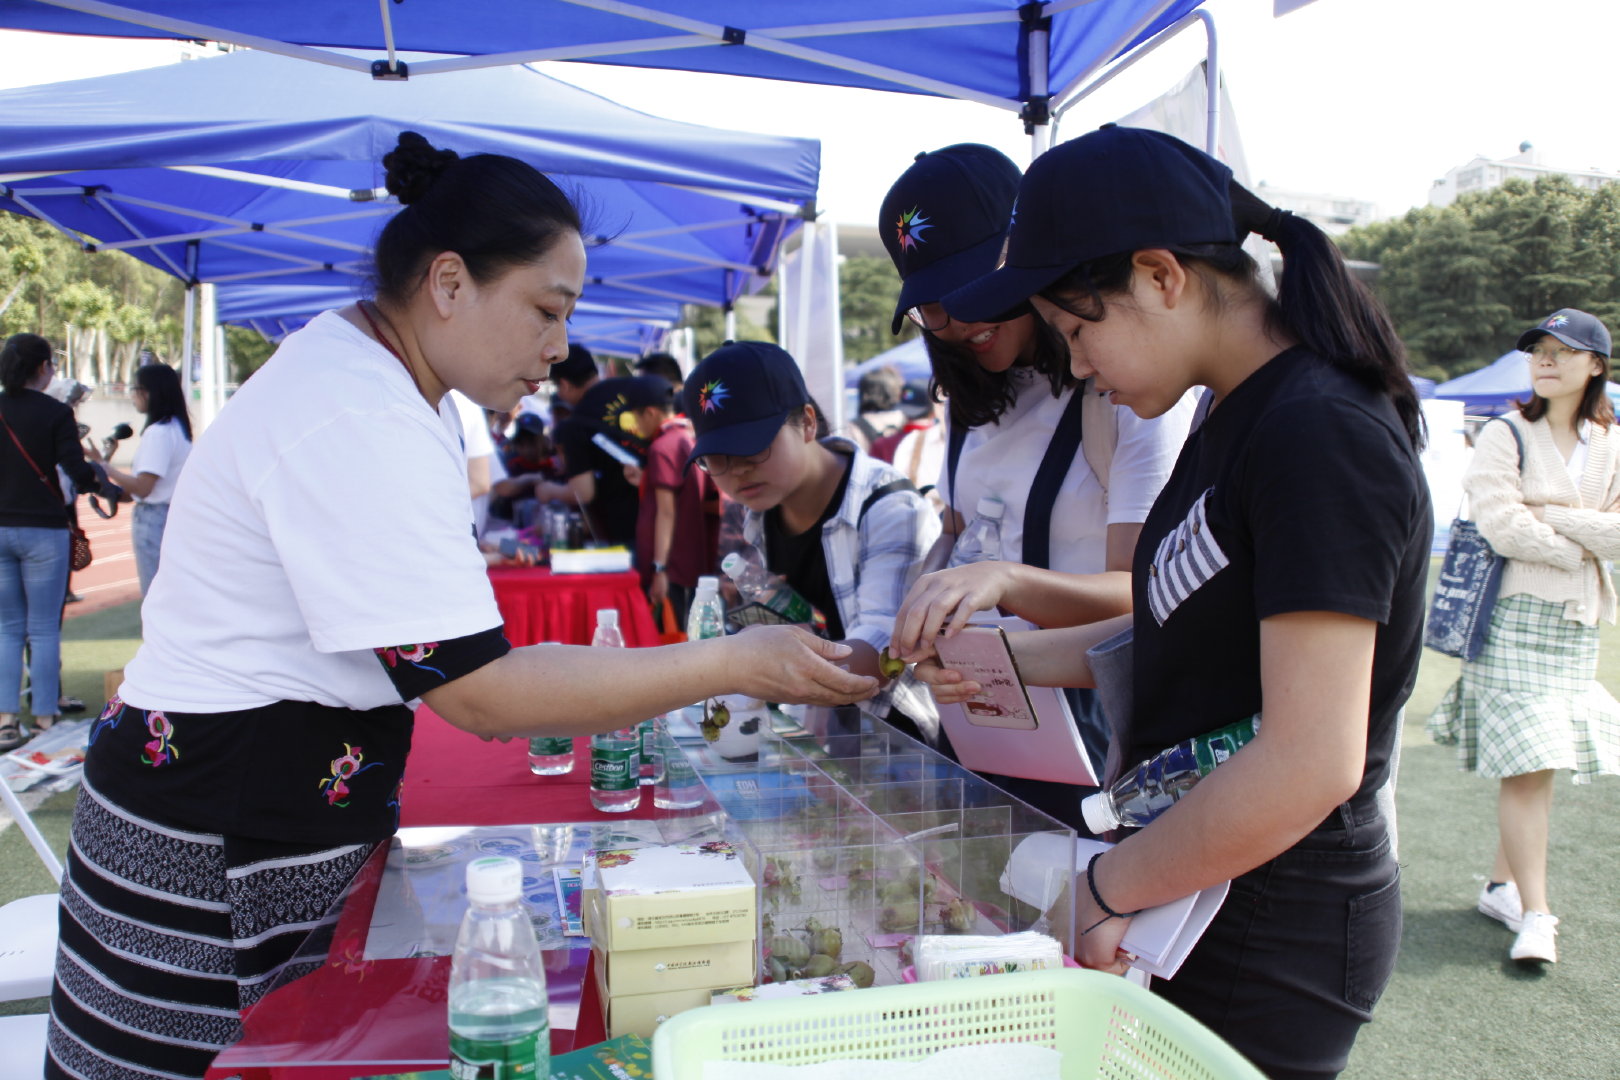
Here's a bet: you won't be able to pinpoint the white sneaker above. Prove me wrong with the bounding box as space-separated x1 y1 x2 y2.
1478 881 1524 932
1510 911 1559 964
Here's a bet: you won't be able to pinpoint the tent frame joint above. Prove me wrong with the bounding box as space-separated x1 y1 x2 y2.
370 58 409 80
721 25 746 45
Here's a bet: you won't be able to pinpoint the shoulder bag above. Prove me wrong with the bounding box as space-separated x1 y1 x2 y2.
0 410 93 571
1424 417 1525 661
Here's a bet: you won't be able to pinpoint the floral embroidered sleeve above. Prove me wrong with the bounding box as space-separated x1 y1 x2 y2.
373 626 511 701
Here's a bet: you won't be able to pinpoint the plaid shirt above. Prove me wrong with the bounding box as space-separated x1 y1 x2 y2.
743 438 941 734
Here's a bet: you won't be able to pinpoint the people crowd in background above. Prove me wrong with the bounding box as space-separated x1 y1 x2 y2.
23 122 1620 1080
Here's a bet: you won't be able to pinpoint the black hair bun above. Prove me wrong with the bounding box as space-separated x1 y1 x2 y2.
383 131 461 206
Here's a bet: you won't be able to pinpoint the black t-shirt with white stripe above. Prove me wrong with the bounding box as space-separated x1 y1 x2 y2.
1127 347 1431 807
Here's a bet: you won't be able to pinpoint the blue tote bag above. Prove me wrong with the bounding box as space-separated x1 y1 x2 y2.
1425 419 1525 661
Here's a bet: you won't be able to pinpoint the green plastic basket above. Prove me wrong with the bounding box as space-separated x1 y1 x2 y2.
651 969 1265 1079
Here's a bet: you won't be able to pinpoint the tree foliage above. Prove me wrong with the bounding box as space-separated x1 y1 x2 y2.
840 254 918 363
1338 176 1620 380
0 215 184 385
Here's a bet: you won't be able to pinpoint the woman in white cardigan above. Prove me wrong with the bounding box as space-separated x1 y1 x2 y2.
1430 308 1620 966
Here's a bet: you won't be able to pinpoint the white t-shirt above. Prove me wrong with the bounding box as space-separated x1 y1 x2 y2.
450 390 496 537
121 310 501 713
937 369 1197 576
129 416 192 504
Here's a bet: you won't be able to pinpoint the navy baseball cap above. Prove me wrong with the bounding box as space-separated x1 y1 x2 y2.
946 125 1240 323
880 144 1023 334
899 380 933 420
578 375 674 437
1516 309 1611 359
683 341 811 464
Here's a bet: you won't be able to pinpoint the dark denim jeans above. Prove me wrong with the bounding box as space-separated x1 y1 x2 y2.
1154 804 1402 1080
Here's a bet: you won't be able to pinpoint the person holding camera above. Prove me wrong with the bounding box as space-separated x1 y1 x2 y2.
44 132 875 1080
0 334 103 749
85 361 193 595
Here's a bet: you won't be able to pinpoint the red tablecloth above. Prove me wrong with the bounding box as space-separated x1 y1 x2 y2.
202 568 658 1077
487 566 658 648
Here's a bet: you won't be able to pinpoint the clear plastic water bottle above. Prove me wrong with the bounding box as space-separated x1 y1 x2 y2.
948 496 1006 568
526 735 574 776
448 856 549 1080
686 575 726 642
588 609 642 813
721 551 822 628
1081 715 1262 833
652 715 707 811
638 718 656 786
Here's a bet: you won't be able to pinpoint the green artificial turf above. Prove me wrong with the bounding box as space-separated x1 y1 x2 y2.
5 595 1618 1073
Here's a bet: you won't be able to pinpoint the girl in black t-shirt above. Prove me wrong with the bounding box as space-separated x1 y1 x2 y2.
906 127 1430 1080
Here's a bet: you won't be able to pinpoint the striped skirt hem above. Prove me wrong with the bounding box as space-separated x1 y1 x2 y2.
45 776 376 1080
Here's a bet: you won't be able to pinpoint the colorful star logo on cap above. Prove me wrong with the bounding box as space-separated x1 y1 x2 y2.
896 206 933 251
1547 314 1569 328
698 379 729 412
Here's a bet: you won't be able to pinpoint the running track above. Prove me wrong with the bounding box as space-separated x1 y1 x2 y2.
64 495 141 619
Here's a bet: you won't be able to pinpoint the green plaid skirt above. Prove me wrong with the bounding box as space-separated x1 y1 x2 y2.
1429 594 1620 782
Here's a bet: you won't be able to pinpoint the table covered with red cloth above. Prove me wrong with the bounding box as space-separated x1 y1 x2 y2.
487 566 658 649
201 568 659 1077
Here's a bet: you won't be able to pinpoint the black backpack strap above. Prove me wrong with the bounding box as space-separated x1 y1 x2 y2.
1021 387 1089 571
946 420 968 511
857 477 918 525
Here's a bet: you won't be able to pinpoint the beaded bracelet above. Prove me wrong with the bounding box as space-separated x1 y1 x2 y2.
1080 850 1142 936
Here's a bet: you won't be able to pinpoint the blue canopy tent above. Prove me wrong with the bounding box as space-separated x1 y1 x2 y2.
844 338 932 388
0 48 818 419
215 284 680 358
0 1 1226 160
0 49 816 303
1434 349 1620 415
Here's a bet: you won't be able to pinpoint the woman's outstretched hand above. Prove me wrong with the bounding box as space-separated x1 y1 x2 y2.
729 626 879 707
891 561 1014 661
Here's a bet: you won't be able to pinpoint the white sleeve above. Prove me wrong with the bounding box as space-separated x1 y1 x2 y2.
1105 389 1198 525
451 391 495 459
130 422 175 478
253 405 503 653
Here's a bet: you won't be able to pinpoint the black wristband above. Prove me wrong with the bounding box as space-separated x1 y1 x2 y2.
1086 851 1141 921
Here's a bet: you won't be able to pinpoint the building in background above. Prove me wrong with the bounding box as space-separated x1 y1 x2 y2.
1429 142 1620 208
1255 181 1380 236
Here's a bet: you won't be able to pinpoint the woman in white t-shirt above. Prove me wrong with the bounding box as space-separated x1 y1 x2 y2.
877 145 1194 825
88 362 192 594
46 132 874 1080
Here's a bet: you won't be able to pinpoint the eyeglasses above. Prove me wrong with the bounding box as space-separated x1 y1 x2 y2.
905 300 1029 333
1526 343 1591 364
695 437 778 477
905 303 951 332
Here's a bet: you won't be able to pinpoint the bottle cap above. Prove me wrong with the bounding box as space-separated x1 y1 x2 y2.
596 608 620 628
696 575 720 593
465 855 523 904
976 496 1006 520
1080 792 1118 835
720 552 746 579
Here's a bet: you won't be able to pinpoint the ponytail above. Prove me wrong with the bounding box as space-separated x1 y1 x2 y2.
1039 183 1424 451
1228 182 1424 449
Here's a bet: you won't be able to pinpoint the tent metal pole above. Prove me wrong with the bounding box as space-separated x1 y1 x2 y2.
91 195 189 280
376 0 401 76
652 184 807 216
553 0 1020 111
181 242 198 408
610 240 759 274
596 280 713 306
29 0 373 73
1203 15 1221 155
617 216 760 243
1025 15 1051 163
1049 8 1211 139
164 165 389 202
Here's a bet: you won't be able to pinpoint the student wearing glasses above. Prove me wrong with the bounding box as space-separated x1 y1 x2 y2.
1429 309 1620 967
683 341 941 743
